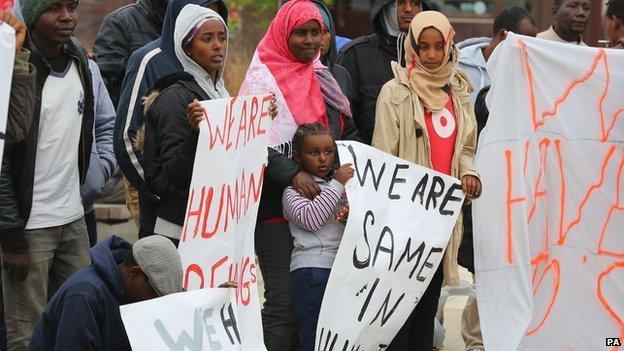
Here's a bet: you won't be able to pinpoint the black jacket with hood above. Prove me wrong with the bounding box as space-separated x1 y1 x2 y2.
93 0 167 107
337 0 429 144
140 73 205 226
0 38 94 253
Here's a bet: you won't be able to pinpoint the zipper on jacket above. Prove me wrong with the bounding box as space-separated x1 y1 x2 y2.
67 50 91 184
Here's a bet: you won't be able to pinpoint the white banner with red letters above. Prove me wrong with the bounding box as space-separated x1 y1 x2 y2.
177 94 273 350
473 33 624 350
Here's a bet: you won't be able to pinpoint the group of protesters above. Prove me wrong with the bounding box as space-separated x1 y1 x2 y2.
0 0 623 350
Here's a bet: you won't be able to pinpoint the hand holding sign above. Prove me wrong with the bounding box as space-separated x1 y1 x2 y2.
0 11 24 52
333 163 354 185
186 99 205 131
269 93 277 120
335 203 349 223
461 174 481 199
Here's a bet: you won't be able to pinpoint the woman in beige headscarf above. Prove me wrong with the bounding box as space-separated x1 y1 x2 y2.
372 11 481 351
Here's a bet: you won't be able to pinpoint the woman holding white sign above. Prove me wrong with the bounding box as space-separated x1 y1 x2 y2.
372 11 481 351
239 0 359 348
140 5 231 244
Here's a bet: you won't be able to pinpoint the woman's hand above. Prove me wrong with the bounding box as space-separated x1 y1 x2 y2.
461 175 482 200
292 171 321 199
186 99 205 131
269 93 278 120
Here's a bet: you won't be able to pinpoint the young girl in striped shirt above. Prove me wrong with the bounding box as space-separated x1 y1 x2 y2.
282 123 353 351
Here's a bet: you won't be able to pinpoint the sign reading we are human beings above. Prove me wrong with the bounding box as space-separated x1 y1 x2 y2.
473 33 624 350
178 94 273 350
316 141 465 350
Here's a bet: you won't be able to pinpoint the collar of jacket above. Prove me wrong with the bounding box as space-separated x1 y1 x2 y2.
388 60 475 148
149 71 209 100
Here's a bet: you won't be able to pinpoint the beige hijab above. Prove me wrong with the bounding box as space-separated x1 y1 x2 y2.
404 11 472 111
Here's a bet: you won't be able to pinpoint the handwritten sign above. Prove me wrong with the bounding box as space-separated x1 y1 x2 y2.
0 23 16 166
473 33 624 350
177 94 273 350
121 288 243 351
315 141 465 350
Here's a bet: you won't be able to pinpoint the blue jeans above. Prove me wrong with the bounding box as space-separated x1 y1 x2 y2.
290 268 331 351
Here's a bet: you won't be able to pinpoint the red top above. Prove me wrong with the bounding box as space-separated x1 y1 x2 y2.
424 95 457 175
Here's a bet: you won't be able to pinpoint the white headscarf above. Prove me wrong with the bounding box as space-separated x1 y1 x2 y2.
174 4 230 99
381 1 402 38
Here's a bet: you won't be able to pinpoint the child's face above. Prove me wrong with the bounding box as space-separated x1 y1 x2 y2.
417 27 445 70
295 134 335 178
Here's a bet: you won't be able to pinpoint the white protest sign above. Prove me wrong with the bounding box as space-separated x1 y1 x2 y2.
178 94 273 350
121 288 243 350
0 23 16 166
473 33 624 350
316 141 465 350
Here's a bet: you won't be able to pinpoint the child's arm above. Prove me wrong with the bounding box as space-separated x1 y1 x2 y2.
282 181 345 232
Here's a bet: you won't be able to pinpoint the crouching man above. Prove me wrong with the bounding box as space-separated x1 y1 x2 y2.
28 235 183 350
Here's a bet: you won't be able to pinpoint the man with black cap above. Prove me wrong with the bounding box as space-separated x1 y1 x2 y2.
28 235 183 351
337 0 427 144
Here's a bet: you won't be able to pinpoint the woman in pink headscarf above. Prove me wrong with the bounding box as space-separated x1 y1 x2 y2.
239 1 357 348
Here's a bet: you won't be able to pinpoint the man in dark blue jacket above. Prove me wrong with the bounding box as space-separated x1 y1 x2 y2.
113 0 227 239
28 235 183 351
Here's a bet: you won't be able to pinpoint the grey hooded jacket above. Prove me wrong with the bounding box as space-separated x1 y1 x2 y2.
457 37 491 105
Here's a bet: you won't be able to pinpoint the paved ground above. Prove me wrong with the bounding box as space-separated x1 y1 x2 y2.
97 220 470 351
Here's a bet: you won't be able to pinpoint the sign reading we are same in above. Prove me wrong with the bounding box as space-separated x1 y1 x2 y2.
316 141 465 350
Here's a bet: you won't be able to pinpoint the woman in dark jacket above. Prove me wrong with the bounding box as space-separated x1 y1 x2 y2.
141 5 230 244
239 0 358 348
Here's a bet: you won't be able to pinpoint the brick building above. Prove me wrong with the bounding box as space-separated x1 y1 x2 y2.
333 0 607 46
67 0 607 50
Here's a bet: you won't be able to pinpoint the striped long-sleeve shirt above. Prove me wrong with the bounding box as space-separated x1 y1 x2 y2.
282 177 347 271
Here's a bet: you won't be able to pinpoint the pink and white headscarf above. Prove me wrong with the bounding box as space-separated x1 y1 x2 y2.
240 0 350 151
